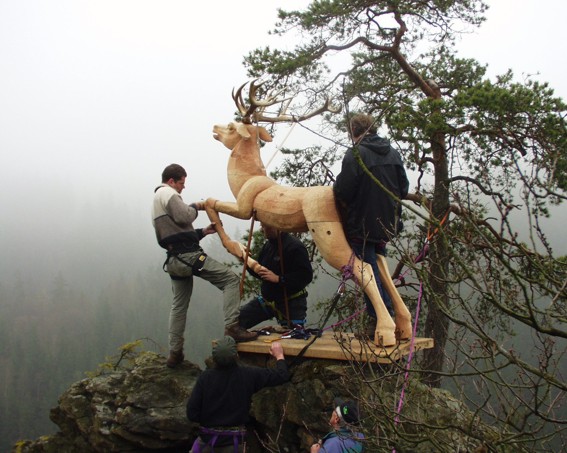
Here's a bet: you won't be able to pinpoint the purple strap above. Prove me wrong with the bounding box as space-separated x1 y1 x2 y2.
192 427 245 453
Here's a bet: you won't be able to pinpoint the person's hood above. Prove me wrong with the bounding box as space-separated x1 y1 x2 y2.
358 134 391 156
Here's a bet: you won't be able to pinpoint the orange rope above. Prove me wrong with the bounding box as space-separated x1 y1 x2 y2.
427 209 450 241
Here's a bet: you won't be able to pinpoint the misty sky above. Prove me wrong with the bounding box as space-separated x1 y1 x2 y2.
1 0 566 281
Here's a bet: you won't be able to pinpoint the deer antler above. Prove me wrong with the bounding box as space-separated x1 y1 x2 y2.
233 79 341 124
254 96 341 123
232 82 255 122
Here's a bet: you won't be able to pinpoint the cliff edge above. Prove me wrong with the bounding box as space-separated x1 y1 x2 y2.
13 348 500 452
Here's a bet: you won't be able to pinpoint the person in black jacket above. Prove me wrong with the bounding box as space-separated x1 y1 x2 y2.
187 337 289 452
333 114 409 334
238 222 314 330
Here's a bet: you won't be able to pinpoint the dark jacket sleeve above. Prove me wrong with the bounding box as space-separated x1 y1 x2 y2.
251 360 290 392
247 266 261 280
252 235 313 302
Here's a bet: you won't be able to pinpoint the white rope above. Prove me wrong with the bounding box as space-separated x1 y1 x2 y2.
265 123 297 169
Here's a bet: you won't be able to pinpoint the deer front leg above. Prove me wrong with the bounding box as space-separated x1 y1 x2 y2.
204 199 268 275
376 255 413 341
204 200 247 259
206 199 253 220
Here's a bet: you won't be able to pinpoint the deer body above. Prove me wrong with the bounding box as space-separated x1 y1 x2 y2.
206 120 413 347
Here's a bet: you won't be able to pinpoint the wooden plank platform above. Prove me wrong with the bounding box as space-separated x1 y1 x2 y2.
237 330 434 364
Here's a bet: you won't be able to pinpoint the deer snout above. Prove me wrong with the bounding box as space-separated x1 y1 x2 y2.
212 124 226 141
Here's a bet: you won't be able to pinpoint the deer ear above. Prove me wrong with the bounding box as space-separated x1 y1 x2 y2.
236 123 251 139
257 126 273 143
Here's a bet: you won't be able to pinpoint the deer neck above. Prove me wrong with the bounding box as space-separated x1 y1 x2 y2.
227 139 267 197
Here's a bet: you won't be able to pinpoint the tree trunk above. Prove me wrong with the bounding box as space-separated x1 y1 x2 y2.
421 129 451 387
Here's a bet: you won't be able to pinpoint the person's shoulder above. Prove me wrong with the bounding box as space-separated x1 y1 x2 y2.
286 235 310 255
236 364 275 381
321 434 342 448
360 135 391 151
341 146 356 160
155 184 178 197
199 367 217 378
284 233 303 245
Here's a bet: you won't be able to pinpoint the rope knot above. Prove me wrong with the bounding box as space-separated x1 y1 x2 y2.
340 264 355 282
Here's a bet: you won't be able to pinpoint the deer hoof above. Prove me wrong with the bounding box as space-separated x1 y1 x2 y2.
375 328 396 347
395 329 411 342
395 319 413 341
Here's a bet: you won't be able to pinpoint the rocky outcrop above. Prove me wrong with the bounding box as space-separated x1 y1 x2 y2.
13 352 201 453
13 349 503 452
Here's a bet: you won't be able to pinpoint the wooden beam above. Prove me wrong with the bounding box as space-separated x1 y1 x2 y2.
237 330 434 364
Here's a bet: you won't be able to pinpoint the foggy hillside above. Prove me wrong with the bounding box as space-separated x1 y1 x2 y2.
0 193 341 450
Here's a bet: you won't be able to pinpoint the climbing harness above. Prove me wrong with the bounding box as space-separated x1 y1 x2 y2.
191 426 246 453
163 247 208 276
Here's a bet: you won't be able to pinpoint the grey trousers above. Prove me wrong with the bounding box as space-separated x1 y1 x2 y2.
166 251 240 352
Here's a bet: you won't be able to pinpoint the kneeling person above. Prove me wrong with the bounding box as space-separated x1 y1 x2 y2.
239 223 314 330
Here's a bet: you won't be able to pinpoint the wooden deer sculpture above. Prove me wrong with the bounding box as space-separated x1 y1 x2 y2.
204 80 412 347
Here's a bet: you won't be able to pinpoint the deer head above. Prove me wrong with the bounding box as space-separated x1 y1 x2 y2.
212 121 273 150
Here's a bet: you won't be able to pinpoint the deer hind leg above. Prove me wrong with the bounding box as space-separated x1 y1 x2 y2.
308 220 396 347
376 255 412 341
352 259 397 347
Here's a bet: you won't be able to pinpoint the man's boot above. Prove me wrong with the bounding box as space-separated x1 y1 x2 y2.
166 349 184 368
225 323 258 342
